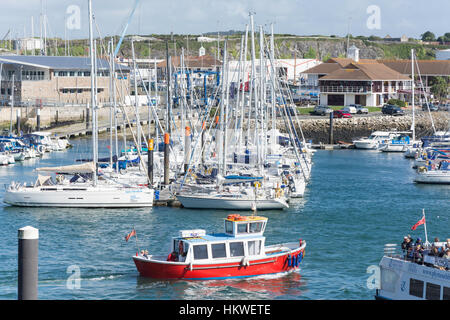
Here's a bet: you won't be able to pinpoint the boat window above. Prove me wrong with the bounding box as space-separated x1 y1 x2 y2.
211 243 227 259
225 220 233 234
409 278 424 298
229 242 244 257
249 222 263 233
425 282 441 300
248 240 261 255
193 244 208 260
443 287 450 300
237 223 248 234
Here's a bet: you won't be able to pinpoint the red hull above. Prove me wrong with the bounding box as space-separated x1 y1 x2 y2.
133 248 305 280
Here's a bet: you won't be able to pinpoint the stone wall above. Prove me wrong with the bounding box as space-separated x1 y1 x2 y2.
296 112 450 143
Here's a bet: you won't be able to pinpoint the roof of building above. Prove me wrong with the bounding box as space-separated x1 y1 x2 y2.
302 56 450 80
0 55 129 71
320 62 411 81
300 62 341 74
157 55 221 69
379 59 450 76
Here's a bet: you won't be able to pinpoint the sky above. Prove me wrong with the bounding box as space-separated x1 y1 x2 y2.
0 0 448 40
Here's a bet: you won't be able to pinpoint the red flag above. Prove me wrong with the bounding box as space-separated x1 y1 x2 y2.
411 216 426 231
125 229 136 242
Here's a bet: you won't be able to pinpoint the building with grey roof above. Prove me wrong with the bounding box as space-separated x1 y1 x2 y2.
0 55 130 106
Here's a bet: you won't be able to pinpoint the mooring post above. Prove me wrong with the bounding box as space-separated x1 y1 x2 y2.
329 111 334 145
148 138 154 186
36 108 41 131
86 103 90 130
18 226 39 300
16 108 21 135
164 132 170 185
184 126 191 174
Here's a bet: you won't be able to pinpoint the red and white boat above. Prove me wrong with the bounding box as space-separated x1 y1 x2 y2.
133 214 306 280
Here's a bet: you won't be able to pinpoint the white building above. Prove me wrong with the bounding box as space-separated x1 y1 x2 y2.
13 38 43 52
227 58 321 84
197 36 217 43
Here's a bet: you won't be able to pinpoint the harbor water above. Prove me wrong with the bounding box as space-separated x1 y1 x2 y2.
0 138 448 300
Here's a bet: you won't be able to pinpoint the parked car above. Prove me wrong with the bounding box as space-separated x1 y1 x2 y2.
333 110 352 118
349 104 369 114
311 105 333 116
382 104 404 116
438 103 450 111
422 103 439 112
342 106 357 114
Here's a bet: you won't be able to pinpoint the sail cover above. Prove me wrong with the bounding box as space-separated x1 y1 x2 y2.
36 162 96 174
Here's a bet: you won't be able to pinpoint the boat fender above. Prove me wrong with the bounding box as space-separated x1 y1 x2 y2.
292 254 297 267
287 254 291 267
241 257 250 267
297 252 303 265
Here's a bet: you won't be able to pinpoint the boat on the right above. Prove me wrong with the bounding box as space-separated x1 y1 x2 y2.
376 239 450 300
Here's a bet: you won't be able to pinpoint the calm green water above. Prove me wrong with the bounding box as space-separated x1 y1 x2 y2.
0 139 448 300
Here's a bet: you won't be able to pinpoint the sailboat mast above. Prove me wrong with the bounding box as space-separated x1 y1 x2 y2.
411 49 415 142
88 0 98 186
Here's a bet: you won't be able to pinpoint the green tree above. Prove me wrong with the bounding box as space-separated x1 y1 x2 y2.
304 46 316 59
421 31 436 41
430 76 448 100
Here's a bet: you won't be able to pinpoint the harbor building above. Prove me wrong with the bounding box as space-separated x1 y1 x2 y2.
301 47 450 106
0 55 130 106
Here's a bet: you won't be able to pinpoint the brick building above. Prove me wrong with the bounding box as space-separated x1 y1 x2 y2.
0 55 130 106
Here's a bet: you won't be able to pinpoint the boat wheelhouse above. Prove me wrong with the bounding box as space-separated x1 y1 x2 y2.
133 214 306 280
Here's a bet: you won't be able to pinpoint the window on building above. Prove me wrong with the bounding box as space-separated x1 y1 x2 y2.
77 72 83 77
409 279 424 298
425 282 441 300
211 243 226 259
70 89 76 93
443 287 450 300
69 71 75 77
77 89 83 93
248 240 261 255
84 71 90 77
229 242 244 257
62 89 68 94
193 244 208 260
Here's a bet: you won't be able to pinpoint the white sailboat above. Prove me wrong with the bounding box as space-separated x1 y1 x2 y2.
3 0 154 208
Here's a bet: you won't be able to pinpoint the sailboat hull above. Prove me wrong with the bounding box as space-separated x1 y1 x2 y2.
3 187 154 207
176 194 288 210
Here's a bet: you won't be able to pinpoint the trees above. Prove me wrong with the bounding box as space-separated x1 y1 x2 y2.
421 31 436 42
430 76 448 100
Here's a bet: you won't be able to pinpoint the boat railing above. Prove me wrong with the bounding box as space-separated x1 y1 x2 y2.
386 242 450 271
383 244 401 258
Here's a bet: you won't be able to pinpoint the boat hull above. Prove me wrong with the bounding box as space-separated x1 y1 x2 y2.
133 247 305 280
414 171 450 184
176 194 289 210
3 187 154 207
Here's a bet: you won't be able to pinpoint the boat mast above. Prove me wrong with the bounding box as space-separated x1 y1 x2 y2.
131 40 142 161
411 49 415 143
88 0 98 186
270 23 276 147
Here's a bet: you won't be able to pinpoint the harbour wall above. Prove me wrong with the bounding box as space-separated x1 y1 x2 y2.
296 112 450 143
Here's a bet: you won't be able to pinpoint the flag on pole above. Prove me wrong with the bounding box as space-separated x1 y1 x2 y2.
125 229 136 242
411 216 426 231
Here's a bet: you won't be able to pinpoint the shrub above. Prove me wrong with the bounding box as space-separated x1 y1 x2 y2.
387 99 406 108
